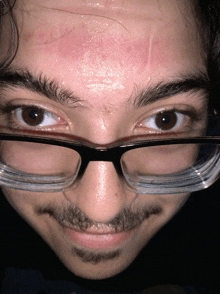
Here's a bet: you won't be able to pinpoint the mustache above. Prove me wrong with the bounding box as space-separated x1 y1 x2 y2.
35 203 163 232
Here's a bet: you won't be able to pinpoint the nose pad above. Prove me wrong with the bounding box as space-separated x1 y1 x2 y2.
64 161 131 223
76 157 124 180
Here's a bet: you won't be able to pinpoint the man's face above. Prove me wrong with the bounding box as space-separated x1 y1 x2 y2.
2 0 207 279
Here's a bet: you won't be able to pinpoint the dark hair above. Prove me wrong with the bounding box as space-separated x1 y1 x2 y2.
189 1 220 114
0 0 18 71
198 1 220 111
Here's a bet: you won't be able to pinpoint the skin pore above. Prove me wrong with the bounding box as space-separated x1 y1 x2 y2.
1 0 208 279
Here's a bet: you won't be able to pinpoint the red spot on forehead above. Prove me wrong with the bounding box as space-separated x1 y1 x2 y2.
37 33 46 40
104 0 115 7
23 22 173 75
39 23 160 74
57 23 92 60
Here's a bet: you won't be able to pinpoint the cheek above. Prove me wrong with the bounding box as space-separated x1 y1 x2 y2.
2 187 37 222
140 192 190 229
2 186 66 246
2 186 51 224
2 186 28 213
159 193 191 222
128 194 190 259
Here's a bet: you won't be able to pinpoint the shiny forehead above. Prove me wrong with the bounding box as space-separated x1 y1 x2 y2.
14 0 196 26
14 0 201 67
11 0 204 109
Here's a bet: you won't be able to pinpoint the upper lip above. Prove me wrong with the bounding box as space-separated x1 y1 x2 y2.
63 223 121 234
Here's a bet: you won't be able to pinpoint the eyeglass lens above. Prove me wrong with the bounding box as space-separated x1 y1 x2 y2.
0 139 218 190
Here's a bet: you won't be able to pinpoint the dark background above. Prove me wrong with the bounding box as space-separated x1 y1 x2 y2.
1 180 220 293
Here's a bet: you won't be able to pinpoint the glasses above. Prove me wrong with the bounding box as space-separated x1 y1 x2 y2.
0 128 220 194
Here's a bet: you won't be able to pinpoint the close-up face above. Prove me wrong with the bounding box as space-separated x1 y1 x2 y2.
0 0 208 280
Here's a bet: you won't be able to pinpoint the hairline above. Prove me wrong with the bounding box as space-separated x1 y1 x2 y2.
0 0 213 71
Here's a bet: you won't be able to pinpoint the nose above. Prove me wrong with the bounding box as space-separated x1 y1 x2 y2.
64 161 134 223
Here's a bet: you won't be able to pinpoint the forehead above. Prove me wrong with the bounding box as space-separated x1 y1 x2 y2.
10 0 205 104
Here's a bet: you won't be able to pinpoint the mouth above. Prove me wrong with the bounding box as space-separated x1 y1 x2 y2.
63 224 137 249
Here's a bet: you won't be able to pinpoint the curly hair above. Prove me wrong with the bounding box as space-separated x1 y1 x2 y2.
195 1 220 110
0 0 18 71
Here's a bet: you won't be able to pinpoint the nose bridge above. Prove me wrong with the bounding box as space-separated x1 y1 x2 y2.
64 161 129 223
76 145 124 179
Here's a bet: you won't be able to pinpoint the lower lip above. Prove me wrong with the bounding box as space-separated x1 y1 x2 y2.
65 228 134 249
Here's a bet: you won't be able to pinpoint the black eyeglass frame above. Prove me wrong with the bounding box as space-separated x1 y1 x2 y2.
1 132 220 172
0 132 220 193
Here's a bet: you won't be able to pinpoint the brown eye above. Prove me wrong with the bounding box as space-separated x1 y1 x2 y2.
155 111 178 130
22 107 44 126
141 110 185 131
14 106 58 127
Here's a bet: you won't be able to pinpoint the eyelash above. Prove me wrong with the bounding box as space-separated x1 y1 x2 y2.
137 107 201 134
0 103 203 137
0 104 65 130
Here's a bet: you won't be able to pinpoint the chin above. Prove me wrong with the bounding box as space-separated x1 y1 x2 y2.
54 240 143 280
63 256 135 280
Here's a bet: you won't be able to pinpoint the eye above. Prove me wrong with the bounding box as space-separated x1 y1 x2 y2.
13 106 61 128
140 110 185 131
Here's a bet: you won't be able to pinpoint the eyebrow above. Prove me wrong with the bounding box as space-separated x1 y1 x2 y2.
0 69 210 108
133 72 210 108
0 69 83 107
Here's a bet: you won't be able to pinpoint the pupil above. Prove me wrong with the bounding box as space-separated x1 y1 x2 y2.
29 110 38 119
22 107 44 126
161 114 171 124
156 111 177 130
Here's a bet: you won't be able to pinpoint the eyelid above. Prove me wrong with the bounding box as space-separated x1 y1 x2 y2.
136 105 203 133
0 101 69 130
0 100 63 116
137 105 202 125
